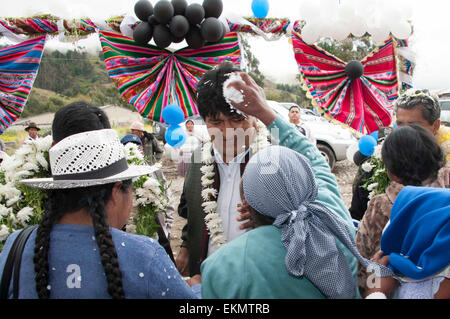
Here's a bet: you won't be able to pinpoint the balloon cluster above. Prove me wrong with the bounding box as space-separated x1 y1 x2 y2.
133 0 225 50
358 131 379 156
299 0 412 44
162 104 187 147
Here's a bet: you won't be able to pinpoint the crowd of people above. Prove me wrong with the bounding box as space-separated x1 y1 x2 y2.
0 61 448 299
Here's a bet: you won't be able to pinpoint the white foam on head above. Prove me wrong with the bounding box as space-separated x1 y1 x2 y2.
223 72 246 115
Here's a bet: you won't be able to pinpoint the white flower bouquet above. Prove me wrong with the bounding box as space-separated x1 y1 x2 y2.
361 143 391 200
0 136 53 251
123 143 172 240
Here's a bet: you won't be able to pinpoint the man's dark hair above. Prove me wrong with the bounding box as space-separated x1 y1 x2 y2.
395 90 441 125
52 101 111 143
289 105 300 112
196 61 242 119
381 124 444 186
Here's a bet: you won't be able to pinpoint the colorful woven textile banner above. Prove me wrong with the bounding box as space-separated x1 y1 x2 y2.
99 30 241 122
0 35 46 134
292 32 398 134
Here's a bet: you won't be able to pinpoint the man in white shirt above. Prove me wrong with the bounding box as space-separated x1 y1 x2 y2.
176 62 299 276
288 105 316 144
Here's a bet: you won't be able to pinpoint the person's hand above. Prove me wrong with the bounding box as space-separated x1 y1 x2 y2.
175 247 190 277
185 274 202 287
366 251 398 298
237 203 254 230
225 72 277 126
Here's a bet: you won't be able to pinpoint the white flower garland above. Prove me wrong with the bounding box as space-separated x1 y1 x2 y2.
200 121 270 250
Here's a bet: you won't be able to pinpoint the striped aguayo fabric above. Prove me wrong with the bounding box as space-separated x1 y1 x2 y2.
292 32 398 134
98 30 241 123
0 35 46 133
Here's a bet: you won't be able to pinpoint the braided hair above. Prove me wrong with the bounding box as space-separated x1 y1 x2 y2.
34 181 132 299
381 124 444 186
34 101 128 298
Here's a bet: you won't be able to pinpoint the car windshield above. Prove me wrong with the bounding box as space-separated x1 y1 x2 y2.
440 101 450 110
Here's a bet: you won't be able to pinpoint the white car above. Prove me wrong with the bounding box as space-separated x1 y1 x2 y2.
267 100 357 170
440 99 450 125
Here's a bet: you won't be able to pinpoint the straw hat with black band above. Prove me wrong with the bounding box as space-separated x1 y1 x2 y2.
20 129 157 189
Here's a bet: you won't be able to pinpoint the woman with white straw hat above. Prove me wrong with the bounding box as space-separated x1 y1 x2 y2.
0 102 201 299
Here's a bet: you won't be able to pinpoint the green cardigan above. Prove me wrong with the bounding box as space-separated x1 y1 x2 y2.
199 116 360 298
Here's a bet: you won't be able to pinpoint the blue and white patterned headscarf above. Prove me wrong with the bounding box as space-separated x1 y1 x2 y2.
242 146 394 299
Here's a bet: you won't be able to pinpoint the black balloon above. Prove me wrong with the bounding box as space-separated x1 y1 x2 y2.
153 24 172 48
154 0 174 25
171 0 188 15
186 26 205 49
133 22 153 45
170 15 190 38
220 21 227 39
345 60 364 80
134 0 154 22
185 3 205 25
201 17 223 42
203 0 223 18
171 34 185 43
148 15 159 25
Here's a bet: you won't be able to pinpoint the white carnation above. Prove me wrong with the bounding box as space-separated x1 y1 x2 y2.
0 204 11 218
361 162 375 173
0 224 10 242
16 207 34 224
367 183 379 191
35 152 48 170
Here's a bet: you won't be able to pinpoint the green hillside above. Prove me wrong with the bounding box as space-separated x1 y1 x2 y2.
24 49 130 117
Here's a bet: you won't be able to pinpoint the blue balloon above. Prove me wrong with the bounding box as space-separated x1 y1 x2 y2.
165 124 186 147
358 135 377 156
370 130 379 141
251 0 269 18
162 104 185 125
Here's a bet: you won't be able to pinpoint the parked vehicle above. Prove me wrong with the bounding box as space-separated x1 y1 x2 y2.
162 101 356 170
439 99 450 125
280 102 321 117
267 100 357 170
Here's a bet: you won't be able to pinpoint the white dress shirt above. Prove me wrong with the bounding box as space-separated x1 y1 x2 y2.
207 147 250 257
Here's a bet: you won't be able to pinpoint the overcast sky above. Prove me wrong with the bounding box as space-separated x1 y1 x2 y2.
1 0 449 89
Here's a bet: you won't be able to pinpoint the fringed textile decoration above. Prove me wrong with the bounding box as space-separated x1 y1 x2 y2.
0 35 46 133
99 30 241 122
292 32 398 134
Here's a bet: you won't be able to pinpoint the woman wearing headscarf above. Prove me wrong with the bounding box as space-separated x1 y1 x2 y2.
366 186 450 299
0 102 201 299
200 146 394 299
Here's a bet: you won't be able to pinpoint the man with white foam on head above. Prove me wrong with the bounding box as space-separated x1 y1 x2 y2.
175 62 358 284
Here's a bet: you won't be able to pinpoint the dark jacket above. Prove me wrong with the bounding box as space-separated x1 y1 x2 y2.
142 131 164 164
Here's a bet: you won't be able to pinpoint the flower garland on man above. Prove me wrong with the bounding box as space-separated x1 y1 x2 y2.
175 61 358 281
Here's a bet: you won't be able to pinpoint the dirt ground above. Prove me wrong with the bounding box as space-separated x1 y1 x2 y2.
162 157 358 259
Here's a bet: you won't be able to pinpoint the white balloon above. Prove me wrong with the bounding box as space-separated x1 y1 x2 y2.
299 1 319 21
391 20 412 39
346 141 359 162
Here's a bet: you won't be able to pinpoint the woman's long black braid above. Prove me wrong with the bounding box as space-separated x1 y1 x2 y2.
33 181 131 299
